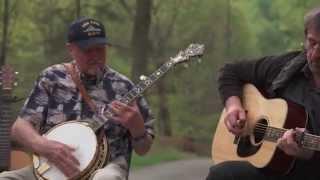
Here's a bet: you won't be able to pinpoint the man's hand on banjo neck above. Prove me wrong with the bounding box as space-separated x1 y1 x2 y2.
110 100 153 155
110 101 145 136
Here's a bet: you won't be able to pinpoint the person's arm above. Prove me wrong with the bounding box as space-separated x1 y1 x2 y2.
131 132 153 155
218 51 300 104
11 118 80 177
110 99 154 155
13 67 80 178
218 52 302 136
277 128 314 160
223 96 246 135
131 97 155 155
11 117 46 152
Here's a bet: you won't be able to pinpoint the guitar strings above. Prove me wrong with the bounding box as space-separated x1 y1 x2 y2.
243 123 320 148
242 123 286 137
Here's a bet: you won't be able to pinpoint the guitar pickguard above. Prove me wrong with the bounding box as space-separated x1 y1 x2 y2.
236 135 262 157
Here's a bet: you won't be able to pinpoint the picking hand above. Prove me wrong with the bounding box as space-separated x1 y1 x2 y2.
223 96 247 135
35 138 80 178
224 106 246 135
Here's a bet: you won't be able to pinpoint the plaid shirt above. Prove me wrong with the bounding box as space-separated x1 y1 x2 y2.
19 63 155 167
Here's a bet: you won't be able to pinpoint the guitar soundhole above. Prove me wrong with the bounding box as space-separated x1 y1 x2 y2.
253 118 268 144
236 119 268 157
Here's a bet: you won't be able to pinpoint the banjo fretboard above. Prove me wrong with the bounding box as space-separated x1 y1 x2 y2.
89 44 205 131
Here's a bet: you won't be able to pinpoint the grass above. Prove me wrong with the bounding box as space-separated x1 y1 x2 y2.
130 140 197 169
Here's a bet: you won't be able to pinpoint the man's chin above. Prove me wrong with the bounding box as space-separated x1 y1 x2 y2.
86 67 103 76
85 70 98 76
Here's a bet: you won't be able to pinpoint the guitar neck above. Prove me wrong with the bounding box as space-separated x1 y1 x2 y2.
0 90 13 170
264 126 320 151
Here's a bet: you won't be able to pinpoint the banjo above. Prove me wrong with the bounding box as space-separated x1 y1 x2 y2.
32 43 205 180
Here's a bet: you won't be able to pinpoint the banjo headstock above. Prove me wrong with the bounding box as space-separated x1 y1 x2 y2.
170 43 205 65
0 64 18 92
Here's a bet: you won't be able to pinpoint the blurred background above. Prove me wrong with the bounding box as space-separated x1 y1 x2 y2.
0 0 319 172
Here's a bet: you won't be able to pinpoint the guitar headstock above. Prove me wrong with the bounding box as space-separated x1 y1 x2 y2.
171 43 205 64
0 64 17 91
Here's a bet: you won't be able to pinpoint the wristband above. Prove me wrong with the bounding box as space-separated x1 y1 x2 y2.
132 131 148 146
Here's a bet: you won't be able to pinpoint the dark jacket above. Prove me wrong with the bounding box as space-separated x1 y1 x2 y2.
217 50 320 177
218 50 306 104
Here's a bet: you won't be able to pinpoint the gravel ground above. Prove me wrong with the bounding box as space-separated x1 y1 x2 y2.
129 158 212 180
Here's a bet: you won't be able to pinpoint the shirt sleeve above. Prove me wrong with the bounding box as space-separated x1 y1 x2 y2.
19 69 52 130
217 51 300 105
136 96 155 139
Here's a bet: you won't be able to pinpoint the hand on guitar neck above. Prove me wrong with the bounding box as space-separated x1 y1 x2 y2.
224 96 247 135
277 128 314 160
212 84 318 175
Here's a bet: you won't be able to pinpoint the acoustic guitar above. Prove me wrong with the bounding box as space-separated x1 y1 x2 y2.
211 84 320 175
0 65 30 171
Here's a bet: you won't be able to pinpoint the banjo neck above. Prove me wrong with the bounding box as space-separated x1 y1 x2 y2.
118 60 174 105
89 44 205 131
90 60 175 131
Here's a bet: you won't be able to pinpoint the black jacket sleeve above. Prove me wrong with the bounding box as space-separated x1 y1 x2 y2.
217 51 302 105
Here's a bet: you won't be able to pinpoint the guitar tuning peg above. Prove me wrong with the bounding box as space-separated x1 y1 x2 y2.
15 71 19 75
14 82 18 86
139 75 147 81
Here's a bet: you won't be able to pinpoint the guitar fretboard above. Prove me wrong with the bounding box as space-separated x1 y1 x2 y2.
0 90 13 170
263 125 320 151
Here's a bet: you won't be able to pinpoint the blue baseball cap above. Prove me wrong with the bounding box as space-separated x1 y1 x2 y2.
67 17 108 49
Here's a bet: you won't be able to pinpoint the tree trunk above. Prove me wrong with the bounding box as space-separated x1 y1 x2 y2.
131 0 152 81
150 3 180 137
0 0 10 66
157 78 172 136
75 0 81 18
225 0 231 59
153 42 173 137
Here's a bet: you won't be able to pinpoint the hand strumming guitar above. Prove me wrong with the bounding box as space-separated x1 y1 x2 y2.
224 96 247 136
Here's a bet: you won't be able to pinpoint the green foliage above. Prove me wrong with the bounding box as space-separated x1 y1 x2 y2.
1 0 320 150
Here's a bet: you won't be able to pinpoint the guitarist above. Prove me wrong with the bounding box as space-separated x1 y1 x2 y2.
207 7 320 180
0 17 155 180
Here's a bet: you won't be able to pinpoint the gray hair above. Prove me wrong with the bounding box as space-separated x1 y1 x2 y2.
304 7 320 35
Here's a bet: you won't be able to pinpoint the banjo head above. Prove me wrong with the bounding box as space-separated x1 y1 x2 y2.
33 121 102 180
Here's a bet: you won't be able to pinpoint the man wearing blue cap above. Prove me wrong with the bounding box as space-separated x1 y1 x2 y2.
0 17 155 180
